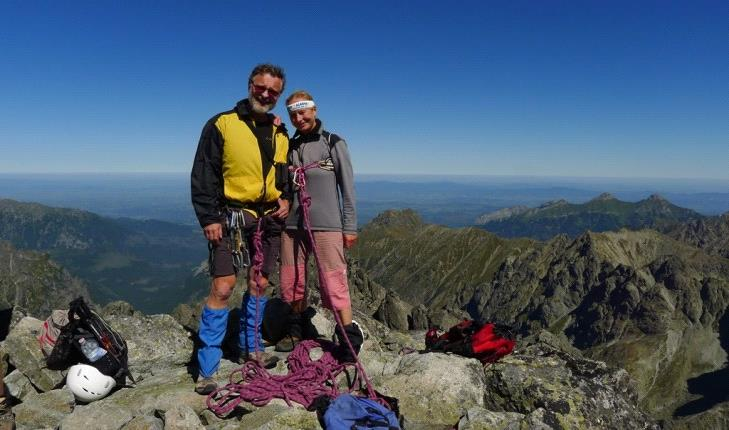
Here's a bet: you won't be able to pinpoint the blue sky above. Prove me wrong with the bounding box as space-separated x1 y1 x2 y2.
0 1 726 178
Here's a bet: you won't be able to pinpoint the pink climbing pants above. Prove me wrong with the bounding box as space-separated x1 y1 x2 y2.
280 230 351 311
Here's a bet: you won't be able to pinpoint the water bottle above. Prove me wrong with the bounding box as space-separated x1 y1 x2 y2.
78 337 107 362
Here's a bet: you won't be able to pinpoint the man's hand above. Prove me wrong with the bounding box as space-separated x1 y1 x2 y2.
343 233 358 249
203 223 223 243
273 115 282 126
271 198 290 220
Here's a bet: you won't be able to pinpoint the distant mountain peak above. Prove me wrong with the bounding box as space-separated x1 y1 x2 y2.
370 209 424 227
538 199 568 209
647 193 667 202
474 206 529 224
591 192 617 202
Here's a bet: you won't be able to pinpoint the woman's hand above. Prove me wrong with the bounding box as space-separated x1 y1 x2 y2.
343 233 358 249
272 198 290 220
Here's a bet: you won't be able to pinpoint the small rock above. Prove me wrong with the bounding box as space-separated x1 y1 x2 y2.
4 369 37 401
163 404 204 430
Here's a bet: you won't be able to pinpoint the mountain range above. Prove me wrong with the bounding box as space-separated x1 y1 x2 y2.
475 193 704 240
1 195 727 424
0 199 208 313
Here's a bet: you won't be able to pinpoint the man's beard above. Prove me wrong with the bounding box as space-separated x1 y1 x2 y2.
249 94 276 114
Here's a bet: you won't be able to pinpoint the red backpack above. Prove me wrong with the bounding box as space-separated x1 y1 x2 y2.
425 320 515 364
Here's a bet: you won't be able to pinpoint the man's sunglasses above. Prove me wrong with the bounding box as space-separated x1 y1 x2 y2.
250 83 281 99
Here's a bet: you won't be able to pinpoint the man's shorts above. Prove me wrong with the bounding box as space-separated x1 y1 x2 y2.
209 211 284 278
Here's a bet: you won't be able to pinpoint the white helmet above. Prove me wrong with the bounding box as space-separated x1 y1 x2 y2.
66 364 116 402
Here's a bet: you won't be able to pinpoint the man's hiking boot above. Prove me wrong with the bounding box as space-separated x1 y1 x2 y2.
240 351 279 369
194 377 217 395
274 335 301 352
335 321 364 363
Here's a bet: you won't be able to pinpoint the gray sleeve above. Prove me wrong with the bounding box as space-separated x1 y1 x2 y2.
332 138 357 234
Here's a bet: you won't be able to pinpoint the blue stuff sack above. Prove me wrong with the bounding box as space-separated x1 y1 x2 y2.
323 394 401 429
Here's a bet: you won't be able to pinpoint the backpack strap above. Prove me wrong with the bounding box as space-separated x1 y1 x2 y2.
320 130 342 172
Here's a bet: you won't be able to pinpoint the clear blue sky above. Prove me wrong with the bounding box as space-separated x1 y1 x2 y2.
0 1 726 178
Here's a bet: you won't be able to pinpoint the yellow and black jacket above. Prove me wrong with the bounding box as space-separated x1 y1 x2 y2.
191 99 289 227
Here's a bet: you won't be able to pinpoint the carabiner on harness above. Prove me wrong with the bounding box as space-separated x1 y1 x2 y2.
227 210 251 272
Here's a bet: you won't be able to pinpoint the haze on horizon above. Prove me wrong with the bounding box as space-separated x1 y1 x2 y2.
0 1 726 179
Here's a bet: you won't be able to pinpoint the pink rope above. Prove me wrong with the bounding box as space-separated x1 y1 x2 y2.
292 163 379 401
250 217 266 359
207 339 352 415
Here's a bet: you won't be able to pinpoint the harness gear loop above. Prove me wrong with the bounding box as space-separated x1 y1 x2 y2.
227 209 251 272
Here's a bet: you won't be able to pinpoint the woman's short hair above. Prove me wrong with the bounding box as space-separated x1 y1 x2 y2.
286 90 314 105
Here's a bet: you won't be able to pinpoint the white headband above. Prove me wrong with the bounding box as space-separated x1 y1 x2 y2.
287 100 316 112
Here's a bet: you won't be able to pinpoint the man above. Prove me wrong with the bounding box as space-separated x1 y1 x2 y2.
191 63 289 395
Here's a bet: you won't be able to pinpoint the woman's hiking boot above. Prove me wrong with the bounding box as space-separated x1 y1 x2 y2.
194 376 218 395
275 311 303 352
274 335 301 352
240 351 279 369
335 321 364 363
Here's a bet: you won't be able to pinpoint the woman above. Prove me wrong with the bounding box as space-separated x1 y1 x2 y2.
277 90 362 361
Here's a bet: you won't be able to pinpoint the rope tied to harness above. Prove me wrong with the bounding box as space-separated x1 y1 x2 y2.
291 162 379 402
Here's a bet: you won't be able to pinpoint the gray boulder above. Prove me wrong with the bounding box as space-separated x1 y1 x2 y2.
163 404 204 430
377 352 488 426
120 415 164 430
232 403 319 430
3 317 65 391
4 369 37 401
101 309 193 378
456 407 525 429
374 291 411 331
12 388 74 430
484 343 657 429
59 403 133 429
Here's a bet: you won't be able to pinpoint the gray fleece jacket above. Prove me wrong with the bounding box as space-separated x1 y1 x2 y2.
286 120 357 234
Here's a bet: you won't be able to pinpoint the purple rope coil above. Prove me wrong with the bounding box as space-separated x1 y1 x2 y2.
206 339 351 415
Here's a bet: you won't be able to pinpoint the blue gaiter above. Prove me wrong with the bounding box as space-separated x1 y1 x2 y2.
240 293 267 354
197 306 228 378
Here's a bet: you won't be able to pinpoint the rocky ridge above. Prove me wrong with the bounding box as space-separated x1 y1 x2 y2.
353 210 729 424
0 241 91 317
0 300 659 430
663 212 729 259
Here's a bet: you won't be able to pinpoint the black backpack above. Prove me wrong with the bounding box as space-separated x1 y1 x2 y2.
46 297 135 384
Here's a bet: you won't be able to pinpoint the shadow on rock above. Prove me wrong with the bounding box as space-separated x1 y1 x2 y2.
674 308 729 417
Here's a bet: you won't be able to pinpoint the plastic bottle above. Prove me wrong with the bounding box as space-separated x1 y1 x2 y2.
78 337 108 362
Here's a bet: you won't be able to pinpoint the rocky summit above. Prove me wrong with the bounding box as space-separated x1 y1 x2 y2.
0 300 660 430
